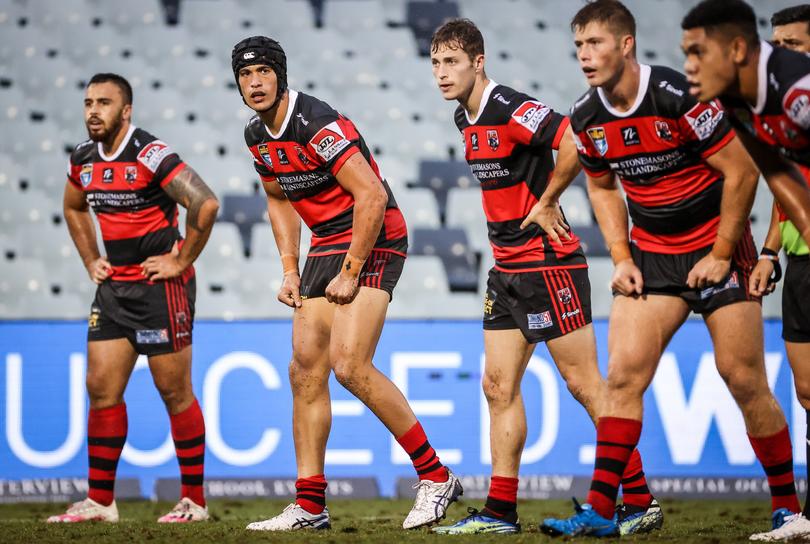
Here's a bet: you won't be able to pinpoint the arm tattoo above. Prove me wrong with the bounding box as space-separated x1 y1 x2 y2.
163 166 216 231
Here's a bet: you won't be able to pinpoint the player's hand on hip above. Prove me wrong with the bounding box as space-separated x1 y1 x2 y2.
748 259 776 296
611 258 644 296
86 257 112 284
325 272 360 305
686 253 730 289
278 272 303 308
519 199 571 246
140 242 185 281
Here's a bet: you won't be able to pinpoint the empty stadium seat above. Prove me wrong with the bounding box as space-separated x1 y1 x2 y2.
445 187 488 254
250 222 311 263
587 256 614 319
197 222 245 266
574 224 609 257
410 227 478 291
396 187 441 230
559 185 594 227
220 193 267 251
323 0 385 32
406 1 459 56
392 254 449 295
413 160 475 217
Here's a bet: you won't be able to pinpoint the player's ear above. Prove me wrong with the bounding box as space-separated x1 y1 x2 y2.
474 53 485 73
621 34 635 59
122 103 132 122
730 35 748 64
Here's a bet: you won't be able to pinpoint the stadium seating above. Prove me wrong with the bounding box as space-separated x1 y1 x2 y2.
0 0 787 320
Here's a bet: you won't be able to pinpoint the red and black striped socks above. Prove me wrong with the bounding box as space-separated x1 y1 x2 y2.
749 425 801 514
482 475 519 523
170 398 206 507
621 447 653 509
587 417 642 519
396 422 449 483
296 474 328 514
87 403 127 506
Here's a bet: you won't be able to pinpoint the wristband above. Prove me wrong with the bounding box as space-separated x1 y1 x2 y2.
759 248 782 284
281 254 299 276
340 253 366 279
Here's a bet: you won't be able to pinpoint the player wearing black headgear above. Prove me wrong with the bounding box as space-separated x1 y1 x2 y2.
232 36 287 109
233 36 463 533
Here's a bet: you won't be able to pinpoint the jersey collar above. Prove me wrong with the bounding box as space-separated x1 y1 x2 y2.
464 79 498 125
753 40 772 115
597 63 650 118
97 124 135 161
264 89 298 139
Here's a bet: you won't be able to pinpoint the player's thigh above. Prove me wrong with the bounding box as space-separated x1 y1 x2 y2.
786 341 810 406
546 323 600 385
148 345 193 395
482 328 535 396
329 287 389 365
291 296 334 372
86 338 139 398
606 294 690 389
704 301 765 380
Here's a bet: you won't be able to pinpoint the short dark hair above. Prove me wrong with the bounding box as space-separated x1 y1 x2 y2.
681 0 760 47
570 0 636 40
87 73 133 105
771 4 810 31
430 18 485 59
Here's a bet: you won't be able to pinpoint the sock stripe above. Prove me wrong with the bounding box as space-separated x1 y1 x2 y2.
416 461 444 476
177 454 206 467
88 456 119 471
409 441 431 460
622 484 651 495
763 459 795 478
770 483 799 497
88 478 115 491
181 474 204 486
174 435 206 450
88 436 127 448
594 457 628 474
589 479 617 498
596 440 635 449
621 471 645 485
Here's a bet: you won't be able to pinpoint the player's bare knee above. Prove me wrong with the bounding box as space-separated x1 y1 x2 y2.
85 375 121 408
794 379 810 410
482 372 518 407
606 364 645 397
722 370 763 407
332 358 361 390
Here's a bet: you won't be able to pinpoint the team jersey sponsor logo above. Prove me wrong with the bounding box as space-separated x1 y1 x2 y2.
309 121 351 162
512 100 550 134
655 120 673 142
135 328 170 344
562 308 581 320
137 140 173 173
699 271 740 300
557 287 572 305
487 129 500 151
470 132 479 151
277 148 290 165
658 80 684 97
787 90 810 129
685 101 723 141
80 163 93 187
493 92 511 105
258 143 273 168
527 311 553 330
587 126 608 156
621 125 640 146
102 167 114 183
125 165 137 183
243 51 256 60
296 113 309 126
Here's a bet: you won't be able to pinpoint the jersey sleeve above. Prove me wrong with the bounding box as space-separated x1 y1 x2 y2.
67 156 82 189
137 140 185 187
573 128 611 177
303 114 362 176
505 99 567 150
783 75 810 130
677 98 734 158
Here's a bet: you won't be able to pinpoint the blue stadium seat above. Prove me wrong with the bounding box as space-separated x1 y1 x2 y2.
406 1 460 56
410 227 478 291
220 193 267 253
574 224 609 257
413 160 475 218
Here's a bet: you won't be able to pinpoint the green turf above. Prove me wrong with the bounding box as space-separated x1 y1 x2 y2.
0 498 777 543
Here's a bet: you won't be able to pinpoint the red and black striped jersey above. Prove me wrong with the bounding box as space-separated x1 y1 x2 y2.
721 41 810 168
454 81 585 273
570 64 735 254
67 125 186 281
245 90 407 257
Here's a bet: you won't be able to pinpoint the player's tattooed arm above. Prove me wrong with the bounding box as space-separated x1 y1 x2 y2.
63 180 111 284
735 128 810 247
143 166 219 279
521 124 582 244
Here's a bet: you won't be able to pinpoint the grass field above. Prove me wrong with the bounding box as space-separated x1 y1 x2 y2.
0 498 777 543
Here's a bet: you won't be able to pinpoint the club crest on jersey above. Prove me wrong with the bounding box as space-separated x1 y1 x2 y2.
654 120 673 142
470 132 479 151
527 311 553 330
295 146 310 165
80 163 93 187
587 127 608 155
309 121 351 162
277 148 290 165
487 129 499 151
125 165 137 183
102 167 114 183
258 143 273 168
621 125 640 146
557 287 572 305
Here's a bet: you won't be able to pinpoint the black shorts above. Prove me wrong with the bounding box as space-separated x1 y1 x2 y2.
88 270 195 356
483 266 593 343
783 255 810 342
629 242 759 314
300 250 405 301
